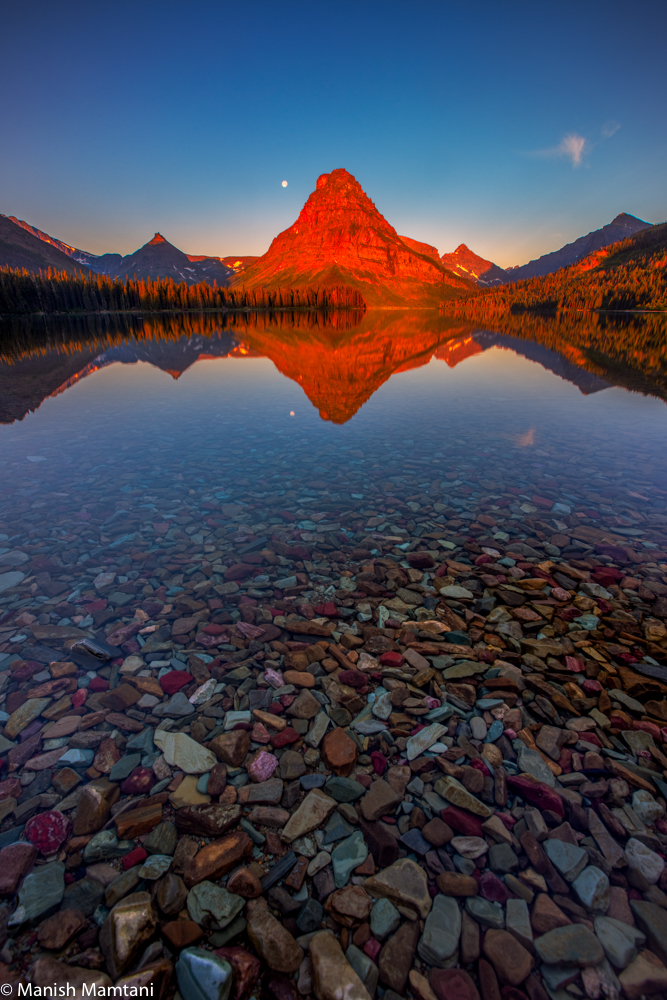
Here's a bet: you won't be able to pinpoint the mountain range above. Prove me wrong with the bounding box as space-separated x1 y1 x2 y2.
0 173 654 301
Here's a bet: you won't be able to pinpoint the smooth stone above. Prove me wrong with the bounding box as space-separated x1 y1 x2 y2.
483 928 534 986
534 924 605 967
108 753 142 781
246 897 303 973
630 900 667 965
572 865 610 914
323 811 356 845
406 723 447 761
515 744 556 787
175 947 233 1000
618 950 667 1000
138 854 172 880
325 776 365 803
418 893 461 967
370 897 401 941
332 831 368 888
346 943 378 997
506 897 533 953
465 897 504 929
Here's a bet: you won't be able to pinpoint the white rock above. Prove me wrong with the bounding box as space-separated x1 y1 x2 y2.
153 731 217 774
631 791 664 827
625 838 665 884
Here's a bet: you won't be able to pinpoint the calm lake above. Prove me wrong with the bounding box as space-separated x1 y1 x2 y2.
0 309 666 622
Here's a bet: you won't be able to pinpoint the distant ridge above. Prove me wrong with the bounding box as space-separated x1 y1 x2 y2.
440 244 508 286
233 168 472 306
508 213 652 280
0 215 91 276
92 233 233 286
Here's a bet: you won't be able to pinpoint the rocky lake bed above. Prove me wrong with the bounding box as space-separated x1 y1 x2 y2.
0 326 667 1000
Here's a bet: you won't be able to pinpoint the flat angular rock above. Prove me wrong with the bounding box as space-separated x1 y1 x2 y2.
406 723 447 761
332 830 368 888
9 860 65 926
379 919 420 995
418 893 461 967
209 730 250 767
435 775 492 817
370 898 401 941
310 930 371 1000
73 778 119 835
630 900 667 964
572 865 610 914
625 837 665 884
359 779 400 822
184 831 253 888
618 949 667 1000
321 728 358 776
0 842 37 896
246 897 303 973
282 789 337 843
594 915 645 970
153 730 217 774
364 858 431 919
176 803 241 838
543 838 588 882
99 890 156 978
30 957 112 1000
534 924 604 967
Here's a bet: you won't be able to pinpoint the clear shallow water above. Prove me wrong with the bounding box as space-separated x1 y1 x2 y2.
0 309 666 628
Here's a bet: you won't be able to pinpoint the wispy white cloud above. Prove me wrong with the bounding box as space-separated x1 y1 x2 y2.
601 120 621 139
528 122 620 168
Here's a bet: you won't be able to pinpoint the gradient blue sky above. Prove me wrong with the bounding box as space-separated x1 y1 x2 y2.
2 0 666 267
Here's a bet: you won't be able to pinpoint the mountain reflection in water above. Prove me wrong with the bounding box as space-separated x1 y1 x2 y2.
0 309 665 425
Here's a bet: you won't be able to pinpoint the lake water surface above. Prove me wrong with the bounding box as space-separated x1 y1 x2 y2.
0 309 666 623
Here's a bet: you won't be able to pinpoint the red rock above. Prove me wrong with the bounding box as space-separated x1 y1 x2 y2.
0 843 37 895
506 775 564 819
429 968 481 1000
479 872 511 905
224 564 254 581
71 688 87 707
162 920 204 949
88 677 109 693
314 602 338 617
379 652 405 667
122 846 148 871
0 778 21 801
337 671 367 689
37 908 87 949
363 937 381 962
121 767 155 794
440 807 484 837
407 553 435 569
25 810 71 854
270 728 301 749
370 751 387 775
159 670 192 694
208 763 228 798
214 947 261 1000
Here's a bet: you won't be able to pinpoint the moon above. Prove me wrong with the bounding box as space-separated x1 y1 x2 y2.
282 180 288 187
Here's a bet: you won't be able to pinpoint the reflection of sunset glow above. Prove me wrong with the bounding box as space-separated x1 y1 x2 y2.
516 428 536 446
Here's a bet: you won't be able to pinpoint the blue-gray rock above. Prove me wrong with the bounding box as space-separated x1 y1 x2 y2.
594 915 645 970
301 774 326 790
9 861 65 926
322 811 356 846
543 839 588 882
61 876 104 916
418 894 461 966
175 947 233 1000
346 943 379 995
370 897 401 941
84 830 134 862
109 753 142 781
488 843 519 874
126 729 155 754
331 831 368 888
465 897 504 929
534 924 604 967
400 828 432 856
572 866 610 914
296 897 324 933
56 748 95 768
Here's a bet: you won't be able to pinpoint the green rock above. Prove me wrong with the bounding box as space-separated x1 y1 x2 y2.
143 821 178 856
370 898 400 941
187 881 244 930
534 925 604 967
331 830 368 888
465 896 504 929
61 876 104 916
324 776 365 803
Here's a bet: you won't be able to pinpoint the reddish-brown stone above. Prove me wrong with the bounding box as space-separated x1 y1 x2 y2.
184 831 253 887
321 727 357 776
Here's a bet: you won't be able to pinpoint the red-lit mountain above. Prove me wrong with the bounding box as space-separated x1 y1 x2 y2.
440 244 508 286
232 169 472 306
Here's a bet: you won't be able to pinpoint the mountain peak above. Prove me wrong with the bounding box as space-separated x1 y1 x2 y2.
610 213 648 227
148 233 167 245
232 168 471 306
